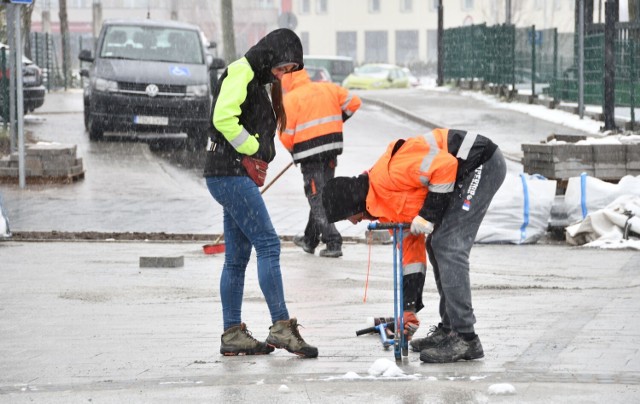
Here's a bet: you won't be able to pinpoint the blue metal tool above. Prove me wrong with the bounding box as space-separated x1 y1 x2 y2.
366 222 410 360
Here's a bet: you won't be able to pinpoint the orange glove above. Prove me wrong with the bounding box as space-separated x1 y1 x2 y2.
403 311 420 340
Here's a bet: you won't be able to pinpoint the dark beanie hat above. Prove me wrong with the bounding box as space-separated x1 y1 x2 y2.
322 174 369 223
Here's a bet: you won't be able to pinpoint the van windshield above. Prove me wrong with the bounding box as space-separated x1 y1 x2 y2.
100 26 204 64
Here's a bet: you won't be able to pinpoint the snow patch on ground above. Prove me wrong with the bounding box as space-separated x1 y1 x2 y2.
488 383 516 395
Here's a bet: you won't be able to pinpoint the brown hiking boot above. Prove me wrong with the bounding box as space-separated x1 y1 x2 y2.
220 323 274 356
266 318 318 358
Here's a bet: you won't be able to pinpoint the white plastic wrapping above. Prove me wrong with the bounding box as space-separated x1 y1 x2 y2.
563 175 640 224
565 195 640 248
0 193 11 239
476 173 557 244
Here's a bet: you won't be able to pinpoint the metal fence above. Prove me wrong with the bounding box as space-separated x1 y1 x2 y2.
28 31 93 90
443 22 638 129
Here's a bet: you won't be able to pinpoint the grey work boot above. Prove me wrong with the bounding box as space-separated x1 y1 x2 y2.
319 248 342 258
266 318 318 358
410 323 449 352
220 323 274 356
293 236 315 254
419 332 484 363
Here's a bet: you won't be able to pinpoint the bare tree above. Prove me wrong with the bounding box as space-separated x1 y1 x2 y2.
21 2 35 59
221 0 236 63
59 0 71 89
0 3 35 56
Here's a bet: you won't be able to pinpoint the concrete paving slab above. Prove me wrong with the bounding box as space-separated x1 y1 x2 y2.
1 240 638 402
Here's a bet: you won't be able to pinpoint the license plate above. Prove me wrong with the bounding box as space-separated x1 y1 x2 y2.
134 115 168 126
23 76 37 84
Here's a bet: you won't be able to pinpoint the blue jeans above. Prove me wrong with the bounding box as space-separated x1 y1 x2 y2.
206 176 289 330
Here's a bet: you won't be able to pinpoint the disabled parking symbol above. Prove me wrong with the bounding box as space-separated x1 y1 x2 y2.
170 66 191 77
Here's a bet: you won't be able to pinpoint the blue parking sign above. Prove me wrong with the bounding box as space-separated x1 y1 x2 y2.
528 30 543 46
10 0 34 3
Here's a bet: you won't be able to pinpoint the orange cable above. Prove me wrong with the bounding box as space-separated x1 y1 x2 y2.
363 230 373 303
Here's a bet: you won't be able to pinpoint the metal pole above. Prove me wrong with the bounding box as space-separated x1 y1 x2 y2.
603 0 617 130
506 0 511 24
579 0 585 118
14 4 26 188
531 25 536 98
437 0 444 86
8 5 16 153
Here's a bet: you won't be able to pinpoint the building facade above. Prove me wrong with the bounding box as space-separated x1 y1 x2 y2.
291 0 576 67
28 0 581 66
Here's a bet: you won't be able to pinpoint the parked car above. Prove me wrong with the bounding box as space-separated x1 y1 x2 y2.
78 19 225 145
303 55 354 84
403 67 421 87
305 65 332 83
342 63 410 90
0 42 46 114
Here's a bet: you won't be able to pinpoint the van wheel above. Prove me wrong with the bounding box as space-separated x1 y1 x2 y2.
88 116 104 141
83 104 90 130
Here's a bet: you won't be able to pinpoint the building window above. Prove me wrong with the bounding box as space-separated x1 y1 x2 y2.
369 0 381 13
336 31 357 61
300 32 309 54
300 0 311 14
257 0 275 8
400 0 412 13
316 0 328 13
364 31 387 63
462 0 473 11
396 30 418 65
429 0 439 11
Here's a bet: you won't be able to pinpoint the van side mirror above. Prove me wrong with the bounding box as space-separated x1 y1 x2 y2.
80 68 89 78
209 57 225 70
78 49 94 63
208 41 217 49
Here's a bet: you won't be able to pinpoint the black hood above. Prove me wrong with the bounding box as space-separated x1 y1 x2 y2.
244 28 304 85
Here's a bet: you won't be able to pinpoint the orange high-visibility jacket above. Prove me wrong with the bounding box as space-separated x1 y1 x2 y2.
366 133 459 273
279 69 361 163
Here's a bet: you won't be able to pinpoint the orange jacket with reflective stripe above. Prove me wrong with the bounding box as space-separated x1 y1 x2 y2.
366 134 459 270
279 69 361 163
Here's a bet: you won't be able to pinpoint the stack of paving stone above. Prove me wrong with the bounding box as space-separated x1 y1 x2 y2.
0 142 84 184
522 134 640 190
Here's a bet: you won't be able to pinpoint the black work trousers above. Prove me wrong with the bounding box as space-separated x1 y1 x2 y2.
300 159 342 251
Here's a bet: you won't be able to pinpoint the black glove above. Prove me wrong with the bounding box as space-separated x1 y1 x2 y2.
241 156 268 187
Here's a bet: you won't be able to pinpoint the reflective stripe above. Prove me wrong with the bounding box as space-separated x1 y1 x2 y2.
295 115 342 132
403 262 426 276
457 132 478 160
283 129 295 136
428 181 455 193
341 94 354 110
292 142 343 160
419 132 441 187
229 127 252 149
343 109 354 117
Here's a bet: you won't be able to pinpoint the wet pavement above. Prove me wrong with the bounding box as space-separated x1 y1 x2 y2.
1 86 598 238
2 88 638 403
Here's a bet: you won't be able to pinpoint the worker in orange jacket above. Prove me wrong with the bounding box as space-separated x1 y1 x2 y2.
279 68 361 258
322 129 506 363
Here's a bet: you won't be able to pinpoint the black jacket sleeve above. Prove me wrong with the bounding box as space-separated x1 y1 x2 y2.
418 191 453 225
